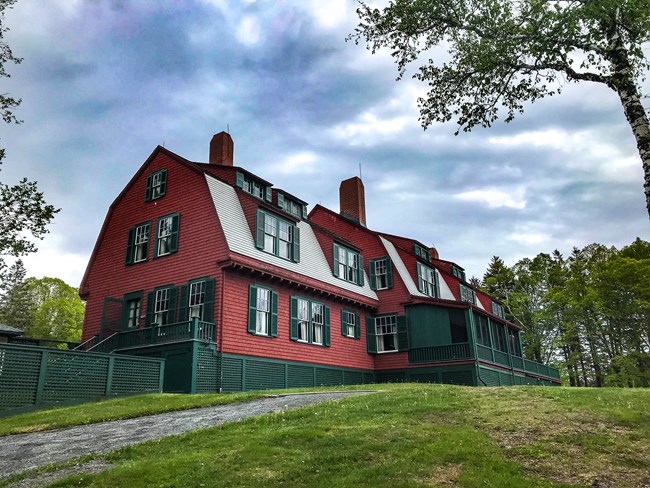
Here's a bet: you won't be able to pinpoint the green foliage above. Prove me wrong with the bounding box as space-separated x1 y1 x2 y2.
482 238 650 387
0 258 30 329
18 277 85 342
350 0 650 132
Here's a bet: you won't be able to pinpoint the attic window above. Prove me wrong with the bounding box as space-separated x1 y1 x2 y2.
236 171 271 202
414 243 431 262
145 169 167 201
492 301 505 318
460 284 476 304
277 192 307 219
452 265 466 281
333 243 364 286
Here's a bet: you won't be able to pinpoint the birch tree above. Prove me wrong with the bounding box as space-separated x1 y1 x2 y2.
350 0 650 218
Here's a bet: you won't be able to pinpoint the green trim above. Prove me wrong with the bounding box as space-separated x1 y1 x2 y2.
366 316 377 354
145 169 167 202
256 208 299 262
154 213 180 258
122 291 143 330
248 284 276 338
332 243 363 285
341 309 361 339
125 221 150 265
289 295 330 347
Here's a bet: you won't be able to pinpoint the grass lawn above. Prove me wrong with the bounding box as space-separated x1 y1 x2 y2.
3 384 650 487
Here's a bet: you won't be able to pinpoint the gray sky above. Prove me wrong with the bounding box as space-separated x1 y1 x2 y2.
2 0 648 287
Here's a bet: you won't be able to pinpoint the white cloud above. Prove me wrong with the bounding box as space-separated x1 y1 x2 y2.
331 112 411 144
19 236 90 288
454 188 527 209
306 0 349 29
274 152 318 175
237 16 262 46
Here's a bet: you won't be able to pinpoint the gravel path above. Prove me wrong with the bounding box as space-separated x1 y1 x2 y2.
0 391 371 480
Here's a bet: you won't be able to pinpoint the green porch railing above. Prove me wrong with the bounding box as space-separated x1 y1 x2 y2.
493 350 510 367
408 343 473 364
477 344 493 361
89 319 216 354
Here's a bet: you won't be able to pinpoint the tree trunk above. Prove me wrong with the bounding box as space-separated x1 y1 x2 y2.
607 32 650 219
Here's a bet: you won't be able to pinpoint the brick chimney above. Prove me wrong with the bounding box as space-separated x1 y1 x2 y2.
209 131 234 166
339 176 366 227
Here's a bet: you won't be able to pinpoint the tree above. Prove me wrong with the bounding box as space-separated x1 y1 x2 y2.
20 277 85 342
351 0 650 218
0 0 22 164
0 258 31 329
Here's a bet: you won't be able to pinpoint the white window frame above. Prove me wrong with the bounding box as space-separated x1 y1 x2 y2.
460 284 476 304
255 287 271 336
418 263 437 297
127 298 141 329
297 298 309 342
343 310 356 338
374 259 389 290
311 303 324 345
133 223 149 263
189 281 206 320
154 288 169 326
157 216 173 257
376 315 398 353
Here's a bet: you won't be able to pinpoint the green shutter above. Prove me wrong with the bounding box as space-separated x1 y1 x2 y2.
292 225 300 263
366 317 377 354
255 210 265 250
433 269 440 298
386 258 394 289
203 279 215 323
323 306 330 346
169 214 180 253
355 312 361 339
270 291 278 337
357 254 364 286
302 205 308 219
265 186 272 202
290 296 298 341
369 259 377 290
120 298 130 331
145 291 155 327
277 193 284 209
397 315 409 351
178 284 189 322
248 285 258 334
125 228 135 265
341 309 347 336
159 170 167 197
236 171 244 189
168 287 178 323
332 244 340 277
145 174 153 201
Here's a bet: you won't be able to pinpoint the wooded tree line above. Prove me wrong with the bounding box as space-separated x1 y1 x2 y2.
0 260 84 343
478 238 650 387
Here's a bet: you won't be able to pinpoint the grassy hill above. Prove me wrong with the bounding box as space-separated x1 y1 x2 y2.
3 384 650 487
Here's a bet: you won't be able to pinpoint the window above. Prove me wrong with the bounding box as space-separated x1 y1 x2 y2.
508 329 522 357
248 284 278 337
491 301 505 318
145 169 167 201
333 243 364 286
491 321 508 353
459 284 476 304
236 171 271 202
474 313 491 347
125 222 150 264
256 209 300 262
414 243 431 262
290 296 330 346
341 310 360 339
122 291 143 329
145 286 177 327
452 265 466 281
277 193 307 219
179 277 215 323
366 315 408 353
417 262 438 297
155 213 180 258
369 257 393 291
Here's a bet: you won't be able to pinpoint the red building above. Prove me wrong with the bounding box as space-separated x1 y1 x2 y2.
79 132 560 392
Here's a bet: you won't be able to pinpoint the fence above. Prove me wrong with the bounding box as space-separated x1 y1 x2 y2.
0 343 165 412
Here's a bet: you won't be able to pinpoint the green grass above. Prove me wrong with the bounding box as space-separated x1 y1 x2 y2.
4 384 650 488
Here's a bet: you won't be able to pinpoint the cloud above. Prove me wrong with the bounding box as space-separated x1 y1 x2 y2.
454 188 527 209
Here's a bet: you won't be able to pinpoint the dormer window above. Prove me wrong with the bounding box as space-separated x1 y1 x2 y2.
452 265 466 282
460 284 476 304
145 169 167 201
492 301 505 318
255 209 300 262
277 192 307 219
414 243 431 262
236 171 271 202
417 262 439 297
333 243 364 286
